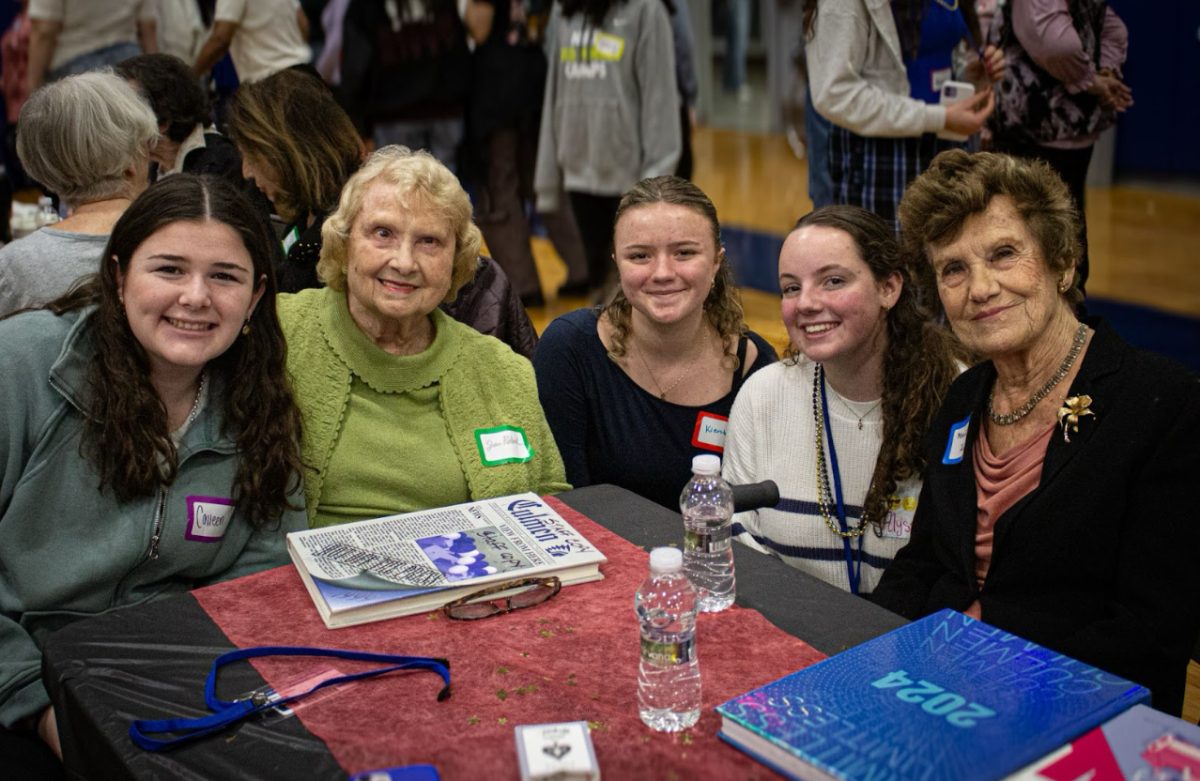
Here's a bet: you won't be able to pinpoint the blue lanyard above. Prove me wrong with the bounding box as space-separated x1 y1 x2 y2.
130 646 451 751
819 376 864 595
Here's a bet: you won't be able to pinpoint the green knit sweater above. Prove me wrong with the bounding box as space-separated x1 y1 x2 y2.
278 288 570 525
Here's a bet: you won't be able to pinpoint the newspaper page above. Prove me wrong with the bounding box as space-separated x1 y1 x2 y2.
289 493 605 593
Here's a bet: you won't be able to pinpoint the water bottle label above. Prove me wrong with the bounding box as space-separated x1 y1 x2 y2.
684 524 731 553
640 636 695 666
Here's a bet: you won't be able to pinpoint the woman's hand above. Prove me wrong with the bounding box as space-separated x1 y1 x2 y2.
964 44 1006 86
1088 71 1133 112
37 706 62 759
943 87 996 138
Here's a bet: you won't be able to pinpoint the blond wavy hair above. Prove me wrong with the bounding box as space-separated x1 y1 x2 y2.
318 145 481 302
604 176 747 367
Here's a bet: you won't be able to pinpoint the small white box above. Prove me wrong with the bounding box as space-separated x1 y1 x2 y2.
514 721 600 781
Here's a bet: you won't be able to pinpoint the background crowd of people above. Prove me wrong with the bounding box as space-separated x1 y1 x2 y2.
0 1 1195 779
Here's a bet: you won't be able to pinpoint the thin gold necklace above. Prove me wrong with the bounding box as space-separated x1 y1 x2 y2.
632 329 711 400
830 391 882 431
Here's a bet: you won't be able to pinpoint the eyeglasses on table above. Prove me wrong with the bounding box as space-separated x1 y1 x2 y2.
441 575 562 621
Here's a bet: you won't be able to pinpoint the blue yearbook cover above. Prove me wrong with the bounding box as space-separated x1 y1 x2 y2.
716 609 1150 781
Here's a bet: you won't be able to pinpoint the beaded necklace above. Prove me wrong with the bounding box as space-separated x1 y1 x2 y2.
988 322 1088 426
812 363 870 539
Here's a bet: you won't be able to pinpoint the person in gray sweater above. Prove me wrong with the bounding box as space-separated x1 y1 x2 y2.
534 0 680 293
0 70 156 316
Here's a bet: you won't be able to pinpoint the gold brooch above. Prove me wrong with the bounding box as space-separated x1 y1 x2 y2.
1057 395 1094 443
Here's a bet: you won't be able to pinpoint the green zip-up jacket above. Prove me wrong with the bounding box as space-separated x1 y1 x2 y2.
0 307 307 729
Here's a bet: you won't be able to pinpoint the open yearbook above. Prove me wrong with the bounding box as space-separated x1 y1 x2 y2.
287 494 608 628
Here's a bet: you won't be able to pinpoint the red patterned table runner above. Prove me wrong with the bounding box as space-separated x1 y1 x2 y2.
193 498 826 779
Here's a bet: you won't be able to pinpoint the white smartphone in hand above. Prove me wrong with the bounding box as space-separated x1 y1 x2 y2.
937 80 976 142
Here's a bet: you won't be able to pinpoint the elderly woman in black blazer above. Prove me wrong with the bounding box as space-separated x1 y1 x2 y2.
873 150 1200 716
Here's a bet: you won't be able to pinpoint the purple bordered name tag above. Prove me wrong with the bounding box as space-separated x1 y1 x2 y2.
185 495 235 542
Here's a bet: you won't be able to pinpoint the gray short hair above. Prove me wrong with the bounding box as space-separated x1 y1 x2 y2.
17 71 158 206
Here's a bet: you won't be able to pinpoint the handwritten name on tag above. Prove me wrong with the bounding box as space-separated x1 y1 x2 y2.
880 476 921 539
186 495 235 542
475 426 534 466
691 412 728 453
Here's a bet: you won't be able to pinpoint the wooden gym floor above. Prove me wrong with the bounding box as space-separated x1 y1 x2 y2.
524 126 1200 723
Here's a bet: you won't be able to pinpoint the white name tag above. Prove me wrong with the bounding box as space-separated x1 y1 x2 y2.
930 66 952 94
691 412 728 453
281 226 300 256
186 496 235 542
942 415 971 465
475 426 534 466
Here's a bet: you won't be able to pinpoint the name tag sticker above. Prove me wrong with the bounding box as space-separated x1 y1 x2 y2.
930 66 952 94
281 226 300 256
475 426 534 466
691 411 728 453
880 477 921 539
942 414 971 465
186 495 235 542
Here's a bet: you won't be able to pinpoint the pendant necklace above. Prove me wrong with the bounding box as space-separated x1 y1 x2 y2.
831 392 882 431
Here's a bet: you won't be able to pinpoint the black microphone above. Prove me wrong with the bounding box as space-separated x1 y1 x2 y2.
730 480 780 513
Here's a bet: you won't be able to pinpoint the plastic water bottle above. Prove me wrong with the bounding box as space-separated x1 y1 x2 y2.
635 547 701 732
36 195 59 228
680 454 736 612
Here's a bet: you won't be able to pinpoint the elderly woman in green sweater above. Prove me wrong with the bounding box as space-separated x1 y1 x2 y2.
279 145 569 527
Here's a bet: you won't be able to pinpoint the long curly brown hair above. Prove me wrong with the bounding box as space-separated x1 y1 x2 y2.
603 176 747 369
47 175 305 527
793 206 967 529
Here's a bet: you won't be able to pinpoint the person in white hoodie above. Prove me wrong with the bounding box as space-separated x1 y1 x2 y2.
534 0 680 294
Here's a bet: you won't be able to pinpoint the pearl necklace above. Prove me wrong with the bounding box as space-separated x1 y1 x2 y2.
988 322 1088 426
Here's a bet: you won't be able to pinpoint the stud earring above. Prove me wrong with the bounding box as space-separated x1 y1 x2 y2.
241 320 251 336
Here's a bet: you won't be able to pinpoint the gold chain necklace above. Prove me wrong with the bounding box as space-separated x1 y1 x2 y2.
812 363 870 539
830 392 882 431
632 329 711 400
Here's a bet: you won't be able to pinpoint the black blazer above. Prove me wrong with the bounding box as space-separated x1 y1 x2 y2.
873 319 1200 715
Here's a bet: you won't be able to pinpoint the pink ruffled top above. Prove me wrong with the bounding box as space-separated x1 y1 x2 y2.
964 420 1055 619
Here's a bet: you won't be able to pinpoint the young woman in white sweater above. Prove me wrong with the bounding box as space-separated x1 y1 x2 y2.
723 205 964 594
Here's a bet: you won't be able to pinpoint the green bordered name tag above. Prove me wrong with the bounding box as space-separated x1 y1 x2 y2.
475 425 534 466
281 226 301 257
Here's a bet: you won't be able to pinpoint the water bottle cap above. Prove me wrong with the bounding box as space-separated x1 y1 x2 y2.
648 547 683 574
691 454 720 476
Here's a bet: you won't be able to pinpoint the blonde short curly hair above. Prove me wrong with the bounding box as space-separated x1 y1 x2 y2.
318 145 481 302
